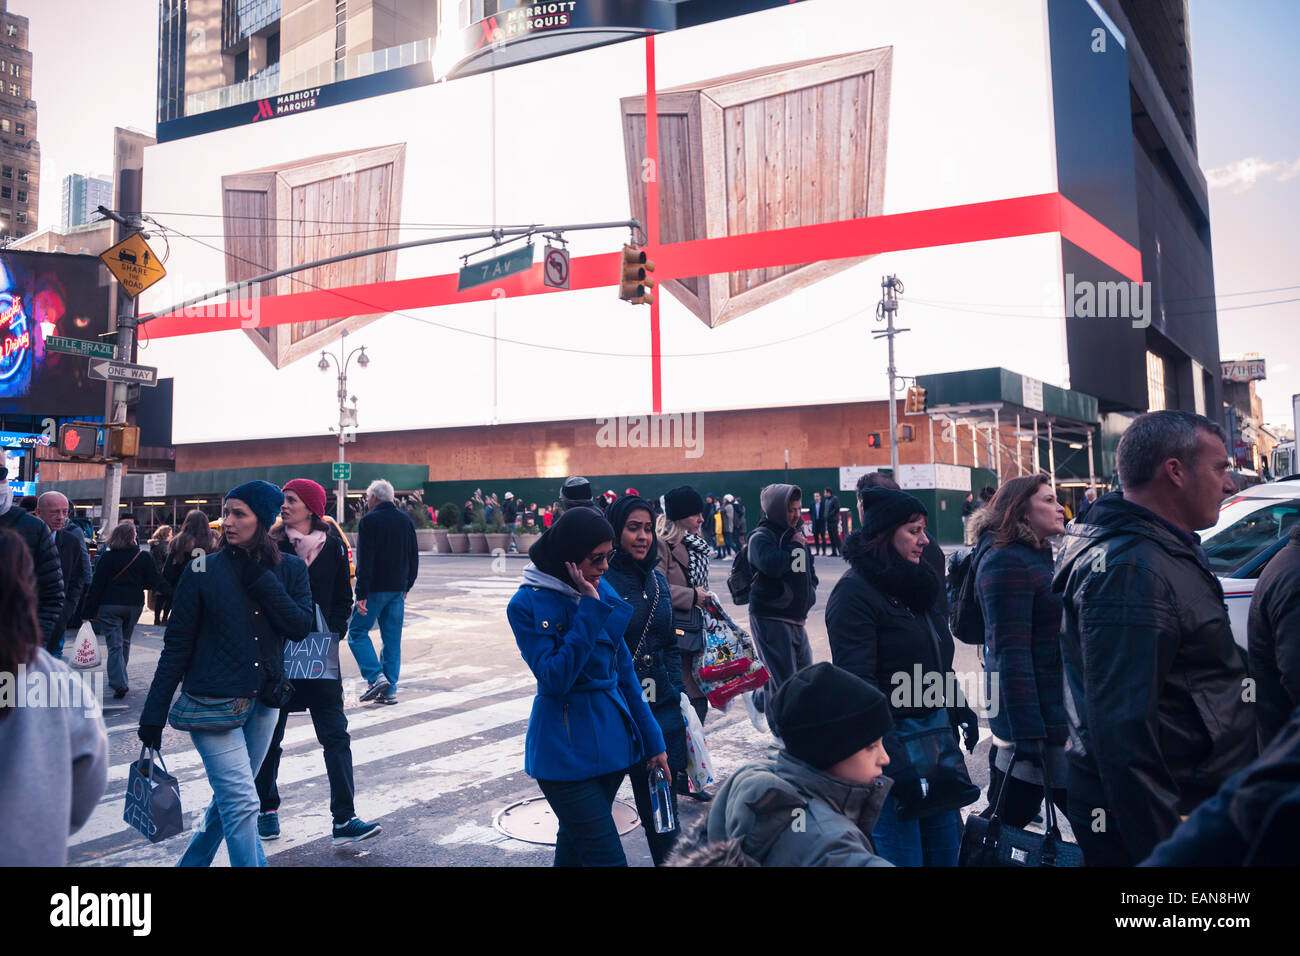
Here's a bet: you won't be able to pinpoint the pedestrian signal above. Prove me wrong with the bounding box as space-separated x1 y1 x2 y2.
619 244 655 305
58 424 99 458
867 433 882 449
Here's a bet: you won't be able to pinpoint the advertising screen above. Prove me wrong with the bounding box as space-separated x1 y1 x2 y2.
142 0 1072 445
0 252 113 418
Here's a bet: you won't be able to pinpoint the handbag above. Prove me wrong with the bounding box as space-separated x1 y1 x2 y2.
123 747 185 843
958 750 1084 867
888 614 980 821
693 598 770 707
168 692 253 732
282 604 341 681
673 605 706 653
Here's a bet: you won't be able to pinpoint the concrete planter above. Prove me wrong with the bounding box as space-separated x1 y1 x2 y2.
485 532 512 553
415 529 437 552
431 529 451 553
515 533 542 554
468 532 490 554
446 533 470 554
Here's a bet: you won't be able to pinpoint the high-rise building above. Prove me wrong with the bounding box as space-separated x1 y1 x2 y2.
158 0 437 123
60 173 112 232
0 0 38 241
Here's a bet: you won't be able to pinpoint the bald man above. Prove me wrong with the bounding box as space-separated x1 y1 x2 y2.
37 492 91 658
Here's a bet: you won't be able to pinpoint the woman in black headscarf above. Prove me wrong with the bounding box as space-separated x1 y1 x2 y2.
601 495 687 865
507 507 669 867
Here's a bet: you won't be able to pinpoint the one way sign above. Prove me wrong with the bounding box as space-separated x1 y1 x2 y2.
87 358 159 387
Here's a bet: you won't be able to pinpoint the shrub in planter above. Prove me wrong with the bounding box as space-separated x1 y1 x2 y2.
436 502 462 532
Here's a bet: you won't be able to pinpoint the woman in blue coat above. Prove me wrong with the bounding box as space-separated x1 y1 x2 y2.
507 507 670 867
601 494 687 865
138 481 314 867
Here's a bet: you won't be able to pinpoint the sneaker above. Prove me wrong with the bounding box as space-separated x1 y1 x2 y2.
258 812 280 841
742 692 766 733
359 675 391 703
112 687 128 700
378 692 398 705
332 817 382 845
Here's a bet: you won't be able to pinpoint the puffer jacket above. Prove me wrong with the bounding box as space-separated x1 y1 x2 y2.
140 548 314 728
0 506 64 647
508 566 666 781
1247 525 1300 749
699 751 893 866
1053 492 1257 862
602 550 686 770
747 484 817 622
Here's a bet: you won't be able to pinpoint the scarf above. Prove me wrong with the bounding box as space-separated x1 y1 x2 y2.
855 549 940 614
286 527 327 566
682 531 712 588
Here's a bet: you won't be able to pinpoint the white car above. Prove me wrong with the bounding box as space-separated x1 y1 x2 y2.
1201 476 1300 648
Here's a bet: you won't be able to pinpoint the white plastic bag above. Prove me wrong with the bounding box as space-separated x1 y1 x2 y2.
680 693 716 794
69 622 101 670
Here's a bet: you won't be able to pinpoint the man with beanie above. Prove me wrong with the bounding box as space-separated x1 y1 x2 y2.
675 662 894 866
560 476 598 512
348 478 419 704
747 483 817 722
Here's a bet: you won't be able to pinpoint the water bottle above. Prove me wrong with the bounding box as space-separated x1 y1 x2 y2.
649 768 677 834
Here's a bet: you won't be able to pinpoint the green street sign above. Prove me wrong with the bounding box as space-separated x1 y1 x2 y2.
46 336 116 359
457 244 535 291
332 462 352 482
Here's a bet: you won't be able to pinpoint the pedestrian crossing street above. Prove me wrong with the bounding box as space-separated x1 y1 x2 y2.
72 650 777 866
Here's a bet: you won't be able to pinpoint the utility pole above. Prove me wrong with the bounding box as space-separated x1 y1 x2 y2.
96 206 144 541
873 275 907 476
319 328 368 524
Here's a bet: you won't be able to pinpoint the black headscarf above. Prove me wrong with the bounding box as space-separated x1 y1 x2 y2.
528 506 615 582
606 495 660 570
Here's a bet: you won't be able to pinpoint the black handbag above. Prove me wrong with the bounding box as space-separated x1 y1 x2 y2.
673 605 705 653
958 750 1084 867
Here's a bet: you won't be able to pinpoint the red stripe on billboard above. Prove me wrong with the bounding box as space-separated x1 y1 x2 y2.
144 192 1141 337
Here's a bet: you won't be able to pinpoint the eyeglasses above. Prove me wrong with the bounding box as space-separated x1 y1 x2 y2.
584 551 612 567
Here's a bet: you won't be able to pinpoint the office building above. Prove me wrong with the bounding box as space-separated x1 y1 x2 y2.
60 173 112 232
0 0 38 241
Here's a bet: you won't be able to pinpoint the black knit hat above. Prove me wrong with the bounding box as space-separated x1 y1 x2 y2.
528 506 615 582
561 476 596 510
858 486 927 539
769 662 893 770
662 486 704 522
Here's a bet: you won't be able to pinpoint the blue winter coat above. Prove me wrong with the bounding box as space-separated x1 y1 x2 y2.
508 568 667 782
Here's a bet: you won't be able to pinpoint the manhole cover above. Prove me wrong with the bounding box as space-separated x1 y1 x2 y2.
493 794 640 845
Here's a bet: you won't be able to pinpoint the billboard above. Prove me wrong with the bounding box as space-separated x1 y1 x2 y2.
0 252 113 418
141 0 1096 445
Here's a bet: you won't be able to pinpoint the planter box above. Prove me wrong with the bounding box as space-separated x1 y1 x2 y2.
446 533 470 554
468 532 490 554
485 532 512 553
515 533 542 554
415 529 437 552
221 143 407 368
431 529 451 553
620 49 891 328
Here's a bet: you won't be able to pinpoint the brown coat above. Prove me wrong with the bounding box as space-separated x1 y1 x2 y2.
658 535 705 701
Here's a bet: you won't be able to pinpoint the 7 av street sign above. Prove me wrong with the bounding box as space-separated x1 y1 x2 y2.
458 244 534 291
87 358 158 387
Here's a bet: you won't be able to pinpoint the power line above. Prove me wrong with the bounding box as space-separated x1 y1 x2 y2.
140 209 531 229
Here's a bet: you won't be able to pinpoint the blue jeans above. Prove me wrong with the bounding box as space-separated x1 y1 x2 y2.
347 591 404 691
537 769 629 867
179 700 280 867
871 794 961 867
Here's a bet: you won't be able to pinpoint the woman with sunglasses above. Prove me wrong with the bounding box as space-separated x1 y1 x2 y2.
508 507 670 866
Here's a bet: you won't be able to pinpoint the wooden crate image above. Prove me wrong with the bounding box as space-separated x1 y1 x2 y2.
221 144 406 368
620 49 890 328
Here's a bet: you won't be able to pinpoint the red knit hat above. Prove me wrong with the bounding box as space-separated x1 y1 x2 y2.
283 478 327 518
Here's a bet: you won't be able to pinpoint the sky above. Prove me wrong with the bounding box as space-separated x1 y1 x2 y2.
21 0 1300 433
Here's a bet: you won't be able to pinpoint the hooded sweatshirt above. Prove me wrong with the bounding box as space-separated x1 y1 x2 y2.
747 484 817 622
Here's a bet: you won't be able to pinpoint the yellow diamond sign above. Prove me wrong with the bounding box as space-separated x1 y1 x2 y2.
100 232 166 298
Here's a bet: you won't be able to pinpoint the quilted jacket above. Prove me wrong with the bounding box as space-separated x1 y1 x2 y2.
140 548 314 727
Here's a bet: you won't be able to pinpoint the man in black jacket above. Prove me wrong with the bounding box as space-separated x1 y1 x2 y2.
1053 411 1256 866
36 491 91 658
0 467 64 649
823 487 842 557
1248 524 1300 750
347 479 419 704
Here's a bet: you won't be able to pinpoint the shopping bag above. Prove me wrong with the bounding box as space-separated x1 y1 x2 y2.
679 693 716 794
123 748 185 844
282 605 340 681
694 599 770 709
69 622 101 670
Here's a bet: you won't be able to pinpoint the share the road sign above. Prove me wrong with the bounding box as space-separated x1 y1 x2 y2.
87 358 158 387
100 232 166 298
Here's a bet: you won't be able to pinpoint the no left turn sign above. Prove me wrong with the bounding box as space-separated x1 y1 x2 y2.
543 245 570 290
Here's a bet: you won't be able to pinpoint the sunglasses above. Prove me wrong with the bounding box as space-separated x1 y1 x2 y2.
582 550 612 567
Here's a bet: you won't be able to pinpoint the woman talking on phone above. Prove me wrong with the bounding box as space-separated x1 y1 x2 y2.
507 507 670 867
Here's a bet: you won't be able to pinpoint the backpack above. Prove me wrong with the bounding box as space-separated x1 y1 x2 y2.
727 539 757 605
947 538 989 646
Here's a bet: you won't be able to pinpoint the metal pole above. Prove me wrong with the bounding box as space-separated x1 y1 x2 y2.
99 293 136 540
994 407 1002 482
1046 417 1056 493
1016 413 1024 476
1033 417 1041 474
337 332 348 525
928 415 935 464
971 422 979 468
1086 429 1096 492
951 417 958 465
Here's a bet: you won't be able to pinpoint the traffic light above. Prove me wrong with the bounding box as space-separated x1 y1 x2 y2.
107 425 140 458
618 244 655 305
866 432 882 449
58 424 99 458
905 385 928 414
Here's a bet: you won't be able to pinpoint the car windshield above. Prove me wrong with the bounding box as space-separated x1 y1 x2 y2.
1202 496 1300 576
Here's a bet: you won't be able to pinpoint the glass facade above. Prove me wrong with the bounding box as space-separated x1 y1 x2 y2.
224 0 282 49
157 0 186 123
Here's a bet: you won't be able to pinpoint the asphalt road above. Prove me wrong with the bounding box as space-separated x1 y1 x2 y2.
69 550 1029 867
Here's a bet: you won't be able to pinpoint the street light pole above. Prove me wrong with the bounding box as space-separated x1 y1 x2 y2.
873 275 907 477
319 328 369 524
